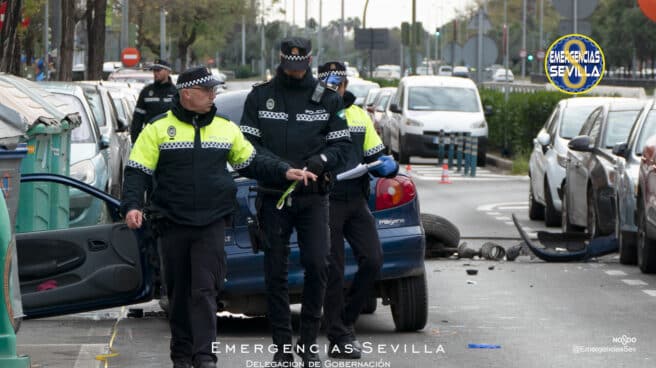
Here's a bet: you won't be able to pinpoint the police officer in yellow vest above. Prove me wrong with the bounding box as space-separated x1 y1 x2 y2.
318 61 398 360
121 66 315 368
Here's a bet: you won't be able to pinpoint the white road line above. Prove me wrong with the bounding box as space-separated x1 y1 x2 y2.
523 227 534 232
622 279 648 286
527 232 538 239
487 212 501 216
74 344 105 368
498 206 528 210
496 216 512 221
477 202 528 212
605 270 628 276
642 290 656 297
504 222 515 226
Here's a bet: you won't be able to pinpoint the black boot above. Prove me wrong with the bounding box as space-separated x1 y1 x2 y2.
295 342 322 368
272 350 294 367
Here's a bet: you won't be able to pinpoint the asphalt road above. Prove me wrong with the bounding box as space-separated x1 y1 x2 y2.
15 161 656 368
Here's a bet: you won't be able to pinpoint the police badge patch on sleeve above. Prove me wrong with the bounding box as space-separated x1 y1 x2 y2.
266 98 275 110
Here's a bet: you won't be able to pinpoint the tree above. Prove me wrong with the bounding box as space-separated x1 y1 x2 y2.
57 0 85 81
86 0 107 80
1 0 23 74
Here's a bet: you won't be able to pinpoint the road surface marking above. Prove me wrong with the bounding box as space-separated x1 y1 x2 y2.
605 270 627 276
642 290 656 297
622 279 648 286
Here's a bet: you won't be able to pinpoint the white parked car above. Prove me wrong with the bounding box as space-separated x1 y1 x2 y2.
347 78 381 107
387 76 489 164
492 68 514 82
437 65 453 76
528 97 616 226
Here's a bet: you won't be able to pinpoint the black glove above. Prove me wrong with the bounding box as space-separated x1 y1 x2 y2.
305 154 328 175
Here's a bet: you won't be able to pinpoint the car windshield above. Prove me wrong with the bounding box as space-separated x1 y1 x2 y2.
349 84 377 99
54 94 94 143
603 110 641 148
636 110 656 155
214 91 249 124
376 94 391 111
82 87 106 127
407 86 480 112
559 105 600 139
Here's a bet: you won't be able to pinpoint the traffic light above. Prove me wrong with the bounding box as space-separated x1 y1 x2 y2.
527 54 534 62
435 27 440 37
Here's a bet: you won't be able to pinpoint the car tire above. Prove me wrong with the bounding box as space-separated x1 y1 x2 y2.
619 230 638 265
637 202 656 274
586 186 600 238
390 271 428 332
421 213 460 257
544 178 561 227
361 296 377 314
529 179 545 220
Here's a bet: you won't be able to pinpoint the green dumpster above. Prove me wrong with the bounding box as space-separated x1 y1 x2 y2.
0 73 80 233
0 100 31 367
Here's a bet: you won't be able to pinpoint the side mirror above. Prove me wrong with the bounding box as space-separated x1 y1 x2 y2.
116 117 129 132
484 105 494 117
537 132 551 146
568 135 594 152
100 135 110 150
612 142 628 158
389 103 402 114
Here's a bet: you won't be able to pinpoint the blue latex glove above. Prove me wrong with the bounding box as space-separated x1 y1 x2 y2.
372 155 399 178
324 74 344 86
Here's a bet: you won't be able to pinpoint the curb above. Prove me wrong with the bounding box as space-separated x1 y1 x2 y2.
486 153 513 171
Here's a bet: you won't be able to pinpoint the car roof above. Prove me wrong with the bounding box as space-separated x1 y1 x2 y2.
561 96 622 108
348 77 379 86
401 75 476 88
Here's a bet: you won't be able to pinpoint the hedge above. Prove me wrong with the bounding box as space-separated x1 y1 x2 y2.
479 89 569 157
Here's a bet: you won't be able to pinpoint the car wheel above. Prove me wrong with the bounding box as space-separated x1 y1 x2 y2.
390 271 428 332
421 213 460 258
586 186 599 238
561 183 583 233
529 179 545 220
637 202 656 273
544 178 561 227
361 296 377 314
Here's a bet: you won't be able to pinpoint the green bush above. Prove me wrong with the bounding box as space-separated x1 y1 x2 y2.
480 89 568 157
367 78 399 87
235 65 256 79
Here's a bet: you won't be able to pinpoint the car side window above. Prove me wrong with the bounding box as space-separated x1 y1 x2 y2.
397 86 405 109
588 111 603 146
579 108 600 136
545 106 560 135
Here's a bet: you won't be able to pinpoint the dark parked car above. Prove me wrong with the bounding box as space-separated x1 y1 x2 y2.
635 122 656 273
561 98 644 237
16 90 427 333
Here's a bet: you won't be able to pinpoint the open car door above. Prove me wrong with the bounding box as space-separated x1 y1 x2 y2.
16 174 153 318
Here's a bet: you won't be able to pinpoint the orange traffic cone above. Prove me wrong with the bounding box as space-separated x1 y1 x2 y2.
406 164 412 172
440 163 452 184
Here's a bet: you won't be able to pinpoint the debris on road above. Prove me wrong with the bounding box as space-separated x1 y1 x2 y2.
466 269 478 275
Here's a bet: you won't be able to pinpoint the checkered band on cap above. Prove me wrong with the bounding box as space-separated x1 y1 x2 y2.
176 75 218 89
280 51 312 61
318 70 347 79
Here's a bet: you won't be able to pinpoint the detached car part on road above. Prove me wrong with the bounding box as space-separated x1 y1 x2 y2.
16 91 427 333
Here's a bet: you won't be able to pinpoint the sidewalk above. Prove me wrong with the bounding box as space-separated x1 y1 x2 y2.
486 152 514 171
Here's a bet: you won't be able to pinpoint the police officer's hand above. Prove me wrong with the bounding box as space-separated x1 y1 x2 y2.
286 168 317 186
305 154 328 175
125 209 144 229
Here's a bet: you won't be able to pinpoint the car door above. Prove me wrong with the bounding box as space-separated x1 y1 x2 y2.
569 108 604 226
389 84 404 153
531 105 560 204
17 174 152 318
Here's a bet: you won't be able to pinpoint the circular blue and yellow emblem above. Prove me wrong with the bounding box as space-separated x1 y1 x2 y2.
545 34 605 95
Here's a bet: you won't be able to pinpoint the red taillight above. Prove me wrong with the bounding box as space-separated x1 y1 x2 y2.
375 176 417 210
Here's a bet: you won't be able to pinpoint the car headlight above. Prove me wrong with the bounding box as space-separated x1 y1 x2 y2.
71 160 96 184
470 121 487 129
405 119 423 127
557 154 568 168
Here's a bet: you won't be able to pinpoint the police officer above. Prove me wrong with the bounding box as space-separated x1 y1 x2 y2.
130 58 178 143
121 66 314 368
240 38 351 367
318 61 399 360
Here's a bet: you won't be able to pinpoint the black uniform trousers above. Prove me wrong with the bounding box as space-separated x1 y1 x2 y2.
258 193 331 350
159 219 227 365
324 197 383 343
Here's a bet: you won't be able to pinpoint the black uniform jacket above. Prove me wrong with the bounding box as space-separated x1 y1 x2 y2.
131 78 178 143
240 66 351 191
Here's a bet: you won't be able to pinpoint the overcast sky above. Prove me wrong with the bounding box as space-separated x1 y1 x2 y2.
265 0 479 33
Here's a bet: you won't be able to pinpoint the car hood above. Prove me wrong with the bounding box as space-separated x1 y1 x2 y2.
70 143 97 164
405 110 484 130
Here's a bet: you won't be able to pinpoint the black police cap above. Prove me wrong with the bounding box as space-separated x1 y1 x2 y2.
175 66 219 90
318 61 347 80
150 58 172 71
279 37 312 71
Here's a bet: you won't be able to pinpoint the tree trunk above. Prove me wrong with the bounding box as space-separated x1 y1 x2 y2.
86 0 107 80
177 25 196 71
57 0 76 81
0 0 22 74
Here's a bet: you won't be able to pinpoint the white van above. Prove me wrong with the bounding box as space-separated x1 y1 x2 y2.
386 76 489 164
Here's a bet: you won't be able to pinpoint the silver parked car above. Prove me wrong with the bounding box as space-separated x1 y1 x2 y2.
529 97 615 226
614 98 656 264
